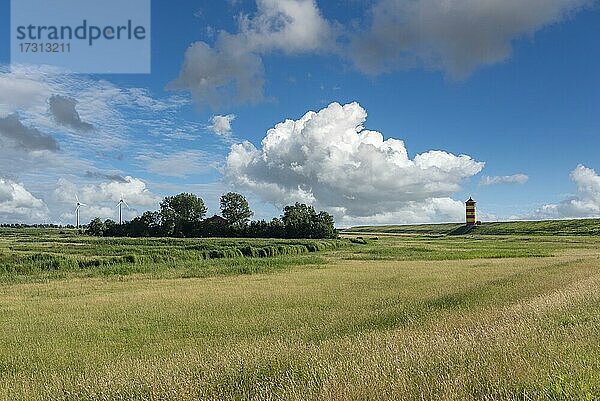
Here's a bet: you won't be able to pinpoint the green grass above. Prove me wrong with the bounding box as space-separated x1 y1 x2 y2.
345 222 465 235
473 219 600 236
338 235 571 260
0 228 342 283
1 229 600 400
346 218 600 236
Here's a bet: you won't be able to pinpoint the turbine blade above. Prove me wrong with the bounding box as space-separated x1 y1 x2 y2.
123 200 130 208
75 193 80 203
80 203 87 207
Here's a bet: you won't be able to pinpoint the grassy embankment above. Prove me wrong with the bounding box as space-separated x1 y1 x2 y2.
1 226 600 400
345 218 600 236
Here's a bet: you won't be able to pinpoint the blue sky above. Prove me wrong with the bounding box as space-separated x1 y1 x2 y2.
1 0 599 226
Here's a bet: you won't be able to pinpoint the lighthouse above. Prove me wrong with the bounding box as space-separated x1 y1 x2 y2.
465 197 477 226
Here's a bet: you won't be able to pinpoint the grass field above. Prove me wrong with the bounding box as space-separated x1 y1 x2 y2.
346 218 600 236
0 229 341 284
1 228 600 400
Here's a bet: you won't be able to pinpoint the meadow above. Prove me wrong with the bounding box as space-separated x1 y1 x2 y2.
1 227 600 400
0 229 340 284
346 218 600 236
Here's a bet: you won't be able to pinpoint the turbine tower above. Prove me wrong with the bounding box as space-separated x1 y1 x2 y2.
116 195 129 225
75 194 87 228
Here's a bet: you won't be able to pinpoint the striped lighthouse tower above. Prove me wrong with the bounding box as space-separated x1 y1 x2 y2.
465 197 477 226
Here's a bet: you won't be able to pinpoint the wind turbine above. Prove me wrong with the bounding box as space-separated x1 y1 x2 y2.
116 194 129 225
75 194 87 228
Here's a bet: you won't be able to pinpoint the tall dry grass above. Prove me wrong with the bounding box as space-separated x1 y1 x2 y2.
1 241 599 400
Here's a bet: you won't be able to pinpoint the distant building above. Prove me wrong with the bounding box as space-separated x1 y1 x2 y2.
466 197 477 226
205 215 228 225
199 215 229 237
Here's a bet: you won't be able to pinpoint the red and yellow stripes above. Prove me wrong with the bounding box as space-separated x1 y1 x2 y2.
466 204 476 225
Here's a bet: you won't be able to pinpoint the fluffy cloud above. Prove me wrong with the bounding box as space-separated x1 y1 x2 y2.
172 0 593 107
225 102 484 223
336 198 465 227
96 177 159 206
168 41 265 109
237 0 334 53
48 95 94 132
480 174 529 186
169 0 333 108
209 114 236 138
349 0 592 78
533 165 600 219
53 176 161 224
0 113 59 151
0 179 48 222
66 177 159 207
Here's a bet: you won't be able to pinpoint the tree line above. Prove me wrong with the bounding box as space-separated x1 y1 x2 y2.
0 224 65 229
86 192 337 239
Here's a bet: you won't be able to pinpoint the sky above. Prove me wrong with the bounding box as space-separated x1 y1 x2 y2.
1 0 600 227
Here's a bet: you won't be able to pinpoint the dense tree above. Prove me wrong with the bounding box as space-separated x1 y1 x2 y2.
103 219 120 236
312 211 336 239
160 193 207 237
129 211 162 237
86 217 106 236
282 203 317 238
196 215 230 237
86 193 336 239
247 219 269 238
220 192 253 230
282 203 336 239
244 217 285 238
269 217 286 238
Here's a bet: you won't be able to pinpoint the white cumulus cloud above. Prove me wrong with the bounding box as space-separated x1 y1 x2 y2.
225 101 484 223
53 176 161 224
533 165 600 219
168 0 333 108
335 197 466 227
0 179 49 223
209 114 236 138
